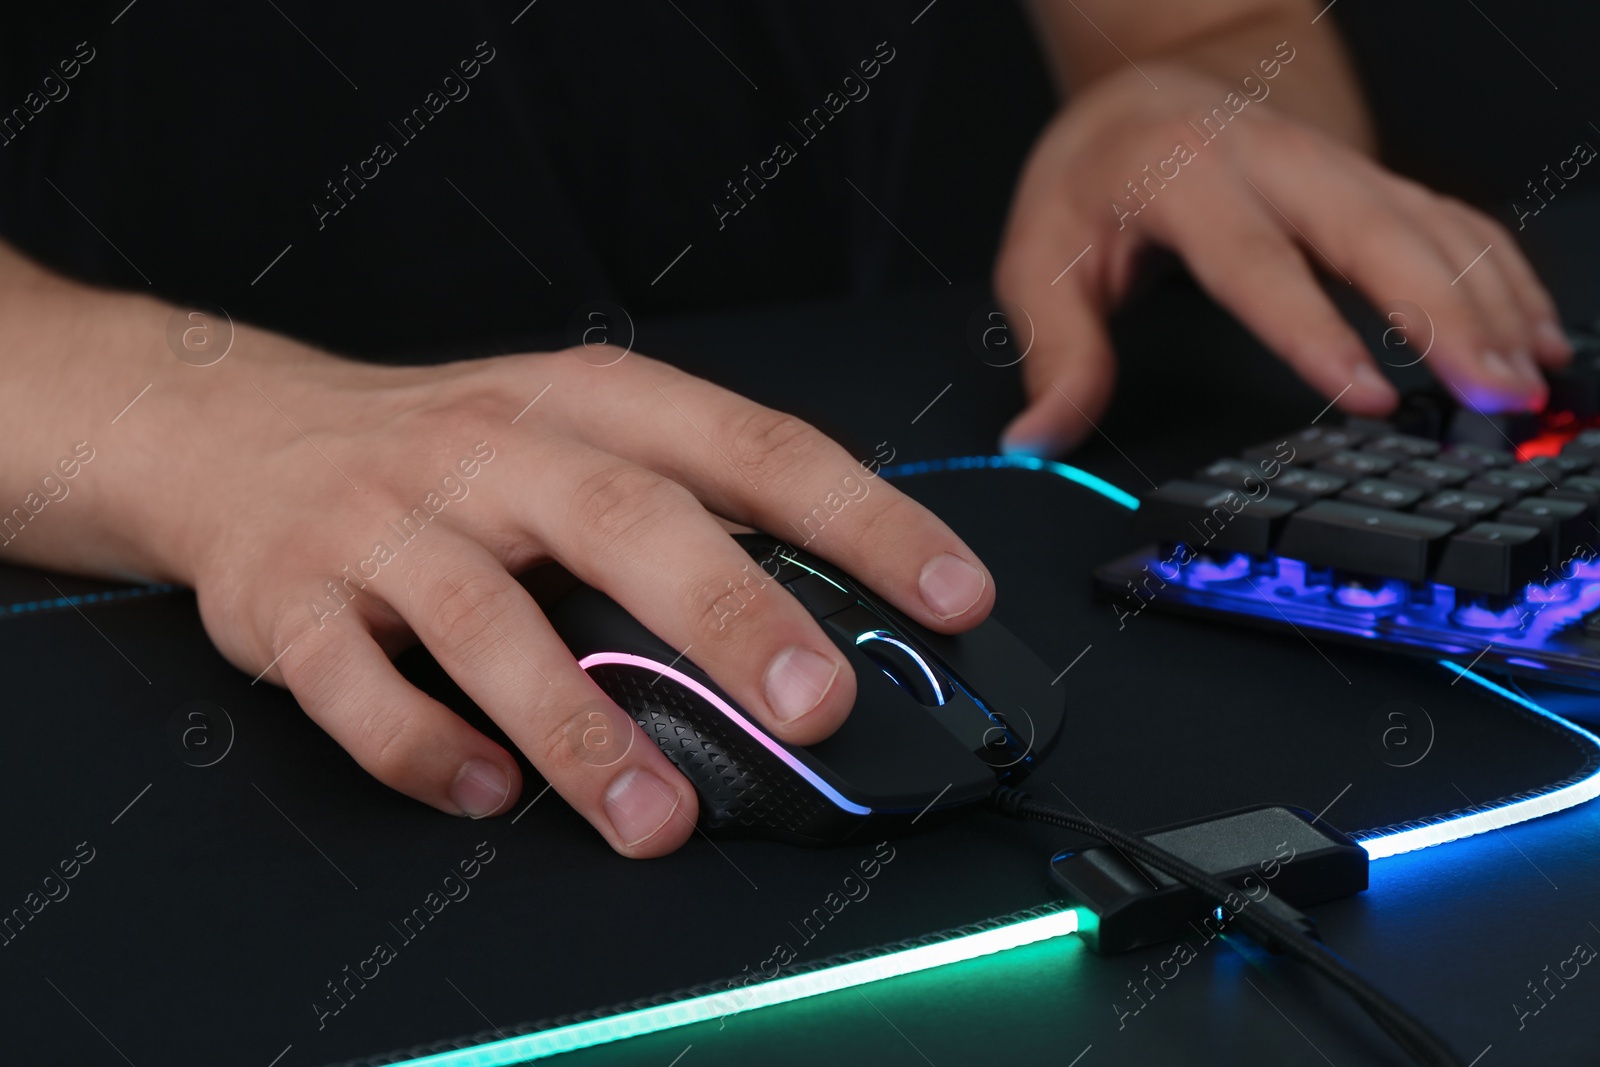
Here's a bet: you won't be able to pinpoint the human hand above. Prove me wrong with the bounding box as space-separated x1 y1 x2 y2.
135 339 993 857
994 62 1572 456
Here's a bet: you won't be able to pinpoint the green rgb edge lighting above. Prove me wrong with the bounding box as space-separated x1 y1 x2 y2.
338 904 1081 1067
336 460 1600 1066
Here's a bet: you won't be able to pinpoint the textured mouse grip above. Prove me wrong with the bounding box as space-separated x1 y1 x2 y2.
583 662 839 836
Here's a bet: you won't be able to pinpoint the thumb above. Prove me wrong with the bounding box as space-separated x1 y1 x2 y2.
995 259 1117 457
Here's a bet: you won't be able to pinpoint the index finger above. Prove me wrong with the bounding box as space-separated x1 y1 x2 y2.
552 361 995 633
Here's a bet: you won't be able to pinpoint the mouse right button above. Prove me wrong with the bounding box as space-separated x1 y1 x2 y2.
905 617 1067 765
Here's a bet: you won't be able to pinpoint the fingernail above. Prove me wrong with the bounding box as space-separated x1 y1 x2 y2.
1536 320 1571 352
764 646 841 723
1508 349 1543 384
1000 434 1050 459
1352 362 1392 397
1509 350 1549 410
604 767 681 847
919 553 987 619
1482 349 1516 382
451 758 510 819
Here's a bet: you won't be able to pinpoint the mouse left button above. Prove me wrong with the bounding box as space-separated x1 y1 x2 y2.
733 534 804 582
784 572 858 617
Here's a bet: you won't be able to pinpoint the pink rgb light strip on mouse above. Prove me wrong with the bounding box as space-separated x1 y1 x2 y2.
577 652 871 815
325 457 1600 1067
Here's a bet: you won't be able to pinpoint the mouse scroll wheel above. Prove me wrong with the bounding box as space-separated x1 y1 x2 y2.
854 630 947 706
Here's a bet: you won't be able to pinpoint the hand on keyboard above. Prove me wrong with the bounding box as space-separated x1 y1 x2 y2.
1101 351 1600 689
994 63 1572 457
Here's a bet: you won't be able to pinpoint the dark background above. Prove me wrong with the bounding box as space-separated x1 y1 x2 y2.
1 1 1592 362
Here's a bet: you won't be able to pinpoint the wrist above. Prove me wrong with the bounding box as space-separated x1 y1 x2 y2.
1155 28 1372 153
92 313 357 587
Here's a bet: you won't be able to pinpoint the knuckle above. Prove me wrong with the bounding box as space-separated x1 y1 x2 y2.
278 624 357 699
1437 194 1516 246
1344 212 1399 270
1477 215 1518 250
452 390 506 431
1487 311 1529 346
416 383 504 439
1441 311 1489 354
1153 114 1200 148
1236 230 1303 276
278 633 344 700
1192 233 1299 300
722 407 823 487
359 704 427 784
533 703 585 773
569 463 689 550
848 490 922 552
1382 171 1437 207
1434 193 1480 221
685 559 781 642
426 567 516 665
565 341 627 365
623 350 674 379
598 348 673 384
533 692 634 777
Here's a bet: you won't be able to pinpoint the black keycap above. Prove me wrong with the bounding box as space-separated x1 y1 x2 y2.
1133 481 1298 555
1546 475 1600 508
1390 396 1451 440
1445 409 1542 450
1275 501 1455 582
1316 450 1396 479
1195 458 1269 493
1362 432 1441 460
1389 459 1472 492
1441 443 1512 471
1503 498 1595 569
1519 455 1592 478
1415 490 1500 526
1339 479 1425 510
1464 468 1547 503
1561 429 1600 461
1434 522 1550 596
1270 467 1347 503
1341 417 1397 439
1242 426 1368 467
1547 352 1600 418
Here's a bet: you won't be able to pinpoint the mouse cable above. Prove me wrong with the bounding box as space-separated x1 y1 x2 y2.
988 787 1463 1067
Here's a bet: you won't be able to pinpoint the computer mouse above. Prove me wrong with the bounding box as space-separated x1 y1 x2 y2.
547 534 1066 845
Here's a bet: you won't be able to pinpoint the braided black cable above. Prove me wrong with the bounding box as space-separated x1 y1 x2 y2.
990 787 1462 1067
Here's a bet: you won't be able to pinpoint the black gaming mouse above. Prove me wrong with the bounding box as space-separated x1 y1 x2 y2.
547 534 1066 845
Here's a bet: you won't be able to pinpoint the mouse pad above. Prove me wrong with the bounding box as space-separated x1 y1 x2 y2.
0 461 1592 1067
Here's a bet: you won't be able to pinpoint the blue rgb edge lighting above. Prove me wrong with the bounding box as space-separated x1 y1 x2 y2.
1096 543 1600 686
359 458 1600 1067
1354 661 1600 860
0 582 179 617
879 455 1141 511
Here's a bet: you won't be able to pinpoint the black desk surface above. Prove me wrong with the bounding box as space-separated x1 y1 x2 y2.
7 197 1600 1067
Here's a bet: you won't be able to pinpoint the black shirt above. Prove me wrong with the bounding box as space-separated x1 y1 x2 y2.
0 2 1050 361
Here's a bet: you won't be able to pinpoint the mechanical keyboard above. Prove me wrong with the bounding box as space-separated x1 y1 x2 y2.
1094 327 1600 690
